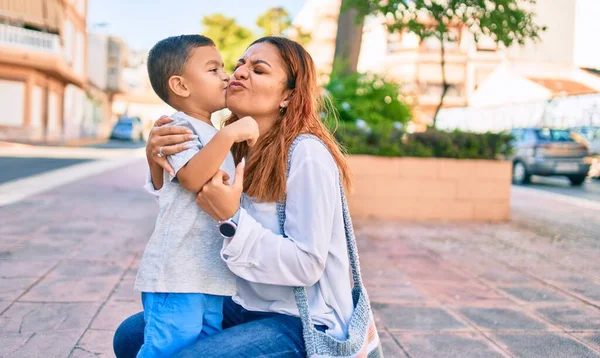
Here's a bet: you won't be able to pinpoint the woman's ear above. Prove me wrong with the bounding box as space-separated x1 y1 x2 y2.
168 76 190 98
279 90 293 109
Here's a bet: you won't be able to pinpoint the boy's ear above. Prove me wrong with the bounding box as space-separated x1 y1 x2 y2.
168 75 190 98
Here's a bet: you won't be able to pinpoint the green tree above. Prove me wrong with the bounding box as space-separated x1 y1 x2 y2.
256 7 312 46
256 7 291 36
345 0 547 127
201 14 254 72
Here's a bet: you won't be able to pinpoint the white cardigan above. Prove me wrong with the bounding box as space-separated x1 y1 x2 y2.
144 139 353 339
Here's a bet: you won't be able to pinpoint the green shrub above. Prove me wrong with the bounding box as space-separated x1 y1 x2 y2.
331 121 514 160
325 73 412 126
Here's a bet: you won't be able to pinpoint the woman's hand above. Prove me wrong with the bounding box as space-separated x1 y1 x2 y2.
146 116 196 174
196 160 245 221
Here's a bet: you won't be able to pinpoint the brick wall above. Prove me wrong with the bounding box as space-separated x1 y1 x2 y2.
347 155 512 221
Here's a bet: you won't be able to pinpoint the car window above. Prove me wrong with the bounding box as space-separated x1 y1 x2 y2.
511 129 523 141
115 122 133 129
584 128 600 140
524 130 537 142
535 129 574 142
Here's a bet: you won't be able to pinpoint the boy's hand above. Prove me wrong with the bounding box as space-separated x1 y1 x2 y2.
224 116 259 147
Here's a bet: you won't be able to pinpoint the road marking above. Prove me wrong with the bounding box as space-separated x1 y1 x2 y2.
0 151 145 207
512 185 600 211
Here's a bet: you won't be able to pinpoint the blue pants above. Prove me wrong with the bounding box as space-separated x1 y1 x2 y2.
115 296 327 358
137 292 224 358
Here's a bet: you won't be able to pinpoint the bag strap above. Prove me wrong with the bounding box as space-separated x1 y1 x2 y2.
276 134 364 330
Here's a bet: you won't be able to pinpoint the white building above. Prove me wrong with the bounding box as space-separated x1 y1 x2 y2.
0 0 91 143
294 0 600 124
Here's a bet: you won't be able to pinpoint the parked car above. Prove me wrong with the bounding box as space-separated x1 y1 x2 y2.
510 128 590 186
110 117 145 142
571 126 600 179
571 126 600 154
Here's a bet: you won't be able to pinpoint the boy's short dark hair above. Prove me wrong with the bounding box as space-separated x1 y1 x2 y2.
147 35 215 104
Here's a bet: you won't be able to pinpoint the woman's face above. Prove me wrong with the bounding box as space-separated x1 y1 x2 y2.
226 42 292 120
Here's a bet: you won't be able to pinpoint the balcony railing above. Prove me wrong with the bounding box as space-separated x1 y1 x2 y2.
0 23 61 55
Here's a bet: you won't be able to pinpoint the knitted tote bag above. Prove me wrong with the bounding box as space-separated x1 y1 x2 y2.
276 134 384 358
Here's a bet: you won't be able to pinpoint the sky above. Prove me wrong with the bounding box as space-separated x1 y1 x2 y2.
87 0 305 51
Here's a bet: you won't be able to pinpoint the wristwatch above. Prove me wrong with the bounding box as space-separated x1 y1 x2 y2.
218 209 240 239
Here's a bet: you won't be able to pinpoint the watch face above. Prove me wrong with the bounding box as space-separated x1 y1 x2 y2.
219 223 236 238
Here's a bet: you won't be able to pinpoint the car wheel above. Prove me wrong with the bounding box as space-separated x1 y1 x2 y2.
512 161 531 185
568 175 587 186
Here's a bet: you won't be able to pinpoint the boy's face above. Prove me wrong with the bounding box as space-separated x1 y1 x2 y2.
181 46 229 112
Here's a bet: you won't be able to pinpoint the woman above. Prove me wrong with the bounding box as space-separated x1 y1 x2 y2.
114 37 355 357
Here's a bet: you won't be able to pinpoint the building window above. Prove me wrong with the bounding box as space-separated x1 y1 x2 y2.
476 35 497 52
421 83 464 98
420 27 461 52
386 31 403 54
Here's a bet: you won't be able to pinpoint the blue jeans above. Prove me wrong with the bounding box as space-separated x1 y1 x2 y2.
114 296 325 357
137 292 224 357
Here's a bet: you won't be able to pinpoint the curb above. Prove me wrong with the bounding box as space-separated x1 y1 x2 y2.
511 185 600 211
0 153 145 207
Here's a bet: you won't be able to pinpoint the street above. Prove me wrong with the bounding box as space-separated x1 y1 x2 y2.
0 148 599 357
0 140 146 186
0 157 93 185
523 176 600 203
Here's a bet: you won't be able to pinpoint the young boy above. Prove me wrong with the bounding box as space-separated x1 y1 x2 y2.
134 35 258 357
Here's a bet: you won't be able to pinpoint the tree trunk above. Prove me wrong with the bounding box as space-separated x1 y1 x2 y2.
333 0 364 75
432 35 449 128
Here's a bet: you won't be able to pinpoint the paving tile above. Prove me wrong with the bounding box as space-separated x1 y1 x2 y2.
0 300 11 313
49 259 127 278
111 277 138 302
373 304 466 331
91 299 142 331
0 302 100 334
3 329 82 358
495 333 600 358
72 329 116 358
0 259 57 278
367 283 426 304
378 331 409 357
70 236 140 262
399 258 469 282
43 226 97 236
525 265 588 284
575 333 600 352
0 333 34 357
562 281 600 302
414 280 509 304
459 307 547 330
1 237 81 261
21 275 121 302
536 305 600 330
394 332 506 358
0 277 37 301
499 285 568 303
476 269 532 283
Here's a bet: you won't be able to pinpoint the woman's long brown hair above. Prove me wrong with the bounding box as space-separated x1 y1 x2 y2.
224 36 352 202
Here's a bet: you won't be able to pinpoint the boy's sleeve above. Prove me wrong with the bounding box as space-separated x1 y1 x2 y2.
165 118 203 182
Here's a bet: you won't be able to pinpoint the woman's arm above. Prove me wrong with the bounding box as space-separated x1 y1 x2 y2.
197 140 339 287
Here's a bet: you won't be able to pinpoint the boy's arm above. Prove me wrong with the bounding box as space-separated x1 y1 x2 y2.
175 129 235 193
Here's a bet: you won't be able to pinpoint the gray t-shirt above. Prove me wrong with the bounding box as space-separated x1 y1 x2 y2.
135 111 236 295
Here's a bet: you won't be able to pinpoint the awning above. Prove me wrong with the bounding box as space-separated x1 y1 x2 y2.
0 0 63 33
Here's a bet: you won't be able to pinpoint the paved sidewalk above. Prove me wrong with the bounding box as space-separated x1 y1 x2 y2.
0 160 599 357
